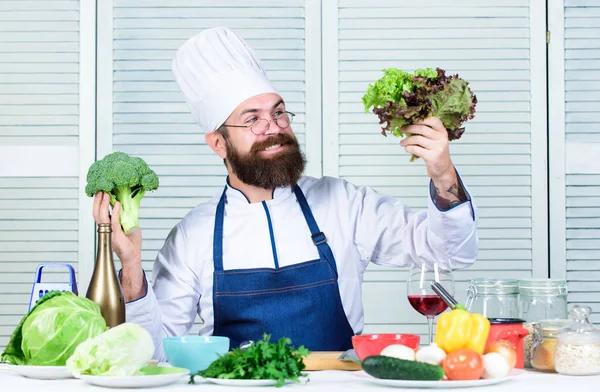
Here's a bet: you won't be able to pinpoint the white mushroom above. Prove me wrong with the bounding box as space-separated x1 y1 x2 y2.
380 344 416 361
415 343 447 366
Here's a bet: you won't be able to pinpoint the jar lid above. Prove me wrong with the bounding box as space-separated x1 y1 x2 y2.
518 279 568 295
488 318 525 325
537 319 571 337
469 278 519 295
539 318 571 329
557 305 600 344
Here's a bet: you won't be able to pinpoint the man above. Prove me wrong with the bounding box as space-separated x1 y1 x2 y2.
92 27 478 361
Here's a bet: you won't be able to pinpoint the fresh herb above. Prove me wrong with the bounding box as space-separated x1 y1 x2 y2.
189 334 310 387
362 67 477 161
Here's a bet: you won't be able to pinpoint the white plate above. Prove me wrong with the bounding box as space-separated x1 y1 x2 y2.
354 369 524 389
79 367 189 389
8 364 74 380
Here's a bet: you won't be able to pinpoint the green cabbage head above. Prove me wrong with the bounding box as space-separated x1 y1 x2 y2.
1 291 108 366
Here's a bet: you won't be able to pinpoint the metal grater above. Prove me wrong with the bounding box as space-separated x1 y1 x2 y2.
28 264 78 311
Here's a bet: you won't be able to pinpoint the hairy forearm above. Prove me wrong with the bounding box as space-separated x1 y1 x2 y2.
431 171 468 210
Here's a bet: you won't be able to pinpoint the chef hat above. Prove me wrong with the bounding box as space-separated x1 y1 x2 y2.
171 27 278 133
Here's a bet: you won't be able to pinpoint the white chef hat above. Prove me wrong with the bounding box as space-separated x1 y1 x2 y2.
171 27 278 133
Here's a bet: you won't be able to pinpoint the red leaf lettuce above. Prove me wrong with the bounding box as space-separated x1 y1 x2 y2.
362 67 477 161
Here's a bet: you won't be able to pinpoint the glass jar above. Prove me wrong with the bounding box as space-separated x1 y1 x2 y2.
529 319 571 371
465 278 519 318
523 322 536 368
518 279 568 323
555 305 600 376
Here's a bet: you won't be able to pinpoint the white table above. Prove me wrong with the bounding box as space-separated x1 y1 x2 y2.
1 367 599 392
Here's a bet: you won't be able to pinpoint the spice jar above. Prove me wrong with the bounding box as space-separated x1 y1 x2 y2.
529 319 571 372
518 279 568 323
465 279 519 319
523 322 536 368
554 305 600 376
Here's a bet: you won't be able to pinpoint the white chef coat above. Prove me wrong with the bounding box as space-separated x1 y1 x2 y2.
125 174 478 361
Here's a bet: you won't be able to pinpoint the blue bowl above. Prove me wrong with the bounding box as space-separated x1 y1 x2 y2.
163 336 230 374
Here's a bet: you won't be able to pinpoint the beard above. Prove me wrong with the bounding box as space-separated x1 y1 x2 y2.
225 132 307 189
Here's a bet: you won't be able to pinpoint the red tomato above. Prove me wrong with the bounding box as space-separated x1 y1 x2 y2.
441 349 484 381
486 340 517 369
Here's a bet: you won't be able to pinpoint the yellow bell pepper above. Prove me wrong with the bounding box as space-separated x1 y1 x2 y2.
434 308 490 354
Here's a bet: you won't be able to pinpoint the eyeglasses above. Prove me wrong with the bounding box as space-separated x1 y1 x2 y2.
223 111 295 135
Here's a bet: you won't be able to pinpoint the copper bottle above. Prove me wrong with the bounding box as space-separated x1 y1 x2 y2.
86 223 126 327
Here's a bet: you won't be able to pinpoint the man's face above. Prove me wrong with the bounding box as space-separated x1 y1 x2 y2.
221 93 306 189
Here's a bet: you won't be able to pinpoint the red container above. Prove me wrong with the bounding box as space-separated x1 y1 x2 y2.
352 333 421 361
485 318 530 369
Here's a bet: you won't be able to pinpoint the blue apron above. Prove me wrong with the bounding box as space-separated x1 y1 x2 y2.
212 184 355 351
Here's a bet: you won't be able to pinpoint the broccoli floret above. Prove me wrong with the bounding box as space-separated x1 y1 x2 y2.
85 151 159 234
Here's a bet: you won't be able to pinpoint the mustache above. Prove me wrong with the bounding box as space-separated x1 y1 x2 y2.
250 133 296 154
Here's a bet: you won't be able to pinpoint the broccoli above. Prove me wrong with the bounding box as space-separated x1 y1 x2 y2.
85 151 159 234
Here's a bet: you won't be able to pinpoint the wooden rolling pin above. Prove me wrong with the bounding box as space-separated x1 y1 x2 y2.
303 351 362 371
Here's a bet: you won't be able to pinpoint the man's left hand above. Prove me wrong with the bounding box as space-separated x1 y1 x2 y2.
399 117 468 210
399 117 453 181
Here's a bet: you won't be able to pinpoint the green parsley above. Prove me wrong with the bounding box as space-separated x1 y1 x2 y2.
189 334 310 387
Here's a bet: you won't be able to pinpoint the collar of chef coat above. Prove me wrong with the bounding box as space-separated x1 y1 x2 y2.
224 176 296 206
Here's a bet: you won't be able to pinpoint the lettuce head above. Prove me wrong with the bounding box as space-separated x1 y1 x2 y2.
362 67 477 161
66 322 154 377
1 291 108 366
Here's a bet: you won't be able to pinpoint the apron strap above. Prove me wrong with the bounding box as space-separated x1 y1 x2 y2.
214 185 338 276
213 186 227 272
292 185 338 276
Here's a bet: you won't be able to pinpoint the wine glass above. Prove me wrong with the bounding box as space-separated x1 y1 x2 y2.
407 262 455 345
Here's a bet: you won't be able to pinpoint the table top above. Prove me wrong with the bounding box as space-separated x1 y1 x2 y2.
1 365 599 392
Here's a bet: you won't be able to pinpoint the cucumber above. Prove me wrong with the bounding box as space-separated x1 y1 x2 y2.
362 355 444 381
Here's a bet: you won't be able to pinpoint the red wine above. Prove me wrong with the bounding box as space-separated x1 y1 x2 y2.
407 294 448 316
